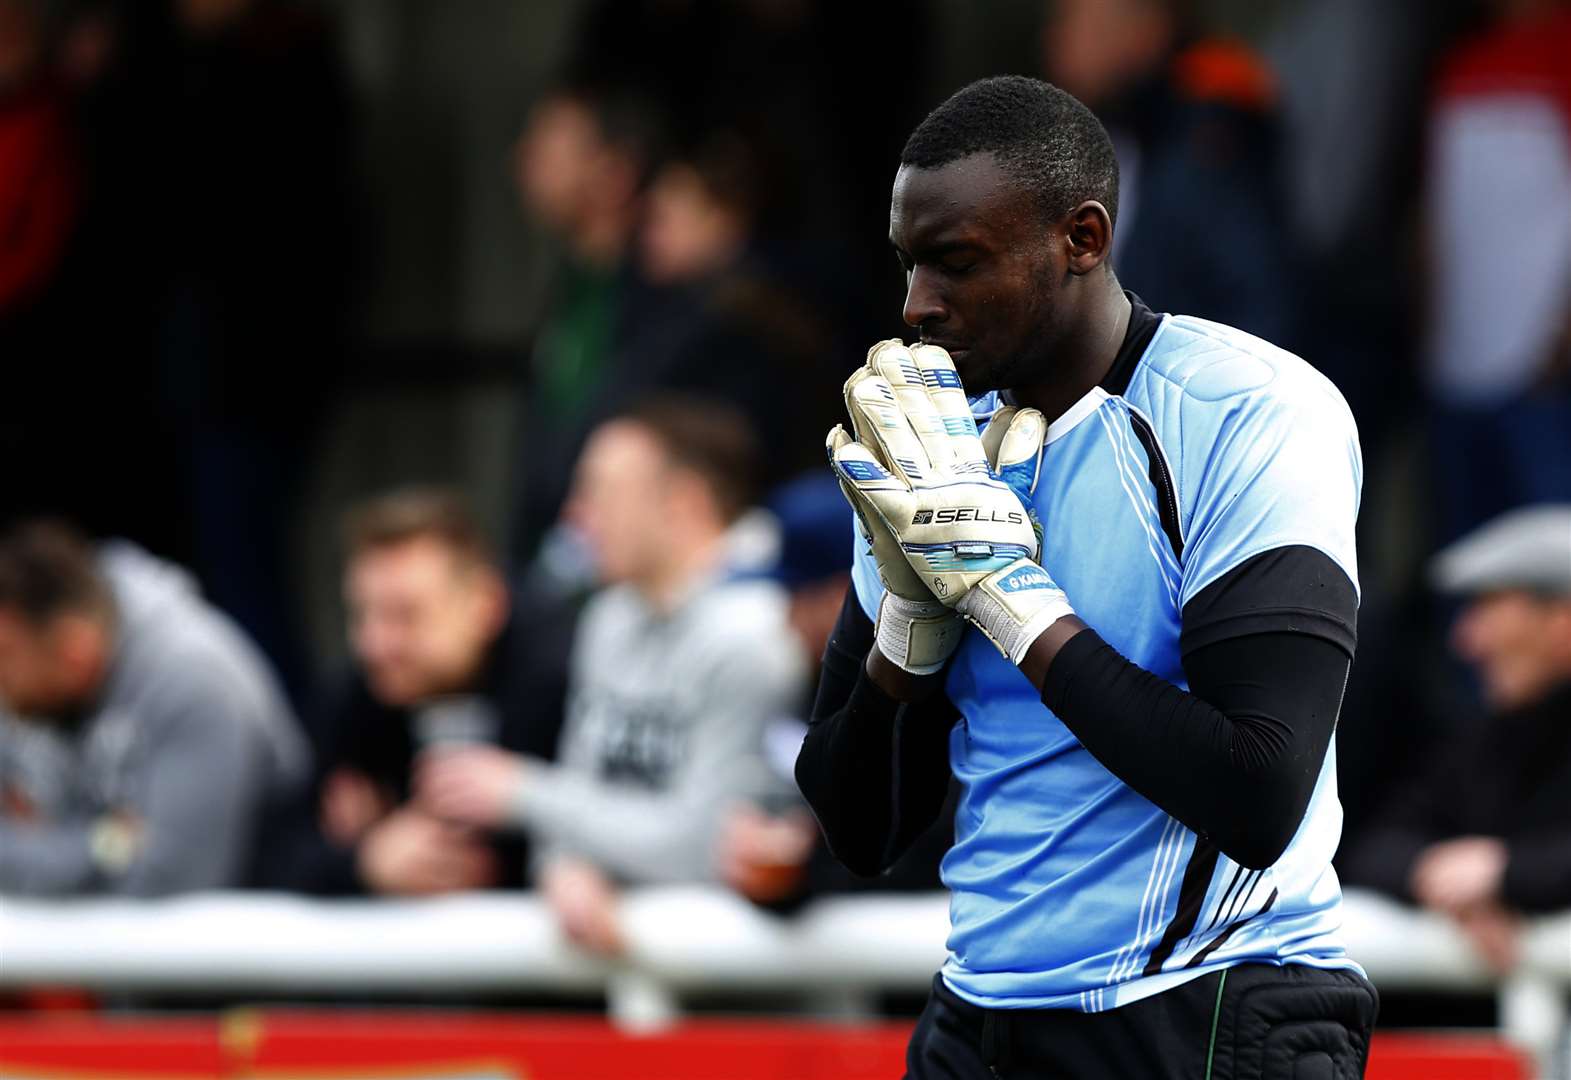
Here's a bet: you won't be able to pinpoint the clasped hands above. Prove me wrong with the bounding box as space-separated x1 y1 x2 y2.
827 340 1074 674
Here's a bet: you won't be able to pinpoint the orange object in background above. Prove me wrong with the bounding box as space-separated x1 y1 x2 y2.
0 1012 1539 1079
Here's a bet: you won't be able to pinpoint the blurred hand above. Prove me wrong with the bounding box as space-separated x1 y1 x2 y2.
320 767 391 847
415 746 527 829
539 856 624 955
1411 836 1509 916
88 810 144 875
1455 903 1522 975
356 807 497 896
717 802 817 904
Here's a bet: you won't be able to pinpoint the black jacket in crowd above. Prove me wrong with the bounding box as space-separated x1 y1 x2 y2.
1340 680 1571 913
256 609 569 893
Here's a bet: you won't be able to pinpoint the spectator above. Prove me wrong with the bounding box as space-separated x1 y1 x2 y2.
1341 504 1571 972
0 0 77 319
1041 0 1301 346
718 472 953 907
0 520 306 895
622 135 845 488
510 79 666 566
1421 0 1571 543
516 121 844 584
419 398 802 954
261 489 565 896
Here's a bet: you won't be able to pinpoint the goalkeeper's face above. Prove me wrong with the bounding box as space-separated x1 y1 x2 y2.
890 154 1068 394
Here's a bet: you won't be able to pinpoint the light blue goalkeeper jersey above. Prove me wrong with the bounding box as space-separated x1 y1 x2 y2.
851 310 1364 1011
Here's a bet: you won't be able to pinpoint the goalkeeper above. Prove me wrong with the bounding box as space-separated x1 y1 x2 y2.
795 77 1377 1078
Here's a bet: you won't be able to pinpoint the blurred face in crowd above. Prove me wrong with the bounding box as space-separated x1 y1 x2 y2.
514 95 640 261
641 162 749 285
0 609 108 718
567 420 699 588
1451 590 1571 712
345 537 507 707
892 153 1077 394
1042 0 1175 108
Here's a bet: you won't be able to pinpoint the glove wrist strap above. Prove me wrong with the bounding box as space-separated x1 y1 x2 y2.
876 592 963 675
956 559 1075 665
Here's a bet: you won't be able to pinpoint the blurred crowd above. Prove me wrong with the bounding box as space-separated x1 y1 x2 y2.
1 0 1569 1016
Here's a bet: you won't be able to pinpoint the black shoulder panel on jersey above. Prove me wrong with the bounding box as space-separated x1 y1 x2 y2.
1180 545 1358 660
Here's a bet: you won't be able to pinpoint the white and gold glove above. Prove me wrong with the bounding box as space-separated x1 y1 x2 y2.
830 342 963 674
828 341 1073 666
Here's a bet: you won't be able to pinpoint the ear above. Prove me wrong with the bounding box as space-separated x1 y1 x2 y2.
471 566 511 634
665 466 713 519
1063 200 1114 276
1547 598 1571 650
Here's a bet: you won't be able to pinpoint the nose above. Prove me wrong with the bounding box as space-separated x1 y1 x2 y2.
902 266 947 329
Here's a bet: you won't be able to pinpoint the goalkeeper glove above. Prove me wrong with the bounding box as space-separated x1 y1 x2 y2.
828 341 1073 665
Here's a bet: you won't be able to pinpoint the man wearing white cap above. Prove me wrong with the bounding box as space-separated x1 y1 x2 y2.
1342 504 1571 972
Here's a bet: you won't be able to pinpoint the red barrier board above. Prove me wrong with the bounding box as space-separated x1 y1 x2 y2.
0 1015 223 1078
252 1013 912 1079
0 1013 1537 1079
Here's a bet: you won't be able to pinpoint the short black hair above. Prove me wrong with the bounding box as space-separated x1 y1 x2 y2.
900 76 1119 228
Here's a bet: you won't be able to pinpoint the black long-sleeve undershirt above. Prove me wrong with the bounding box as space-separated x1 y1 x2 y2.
795 546 1356 875
796 598 957 876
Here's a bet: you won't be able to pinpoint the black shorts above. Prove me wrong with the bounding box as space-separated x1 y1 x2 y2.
905 963 1378 1079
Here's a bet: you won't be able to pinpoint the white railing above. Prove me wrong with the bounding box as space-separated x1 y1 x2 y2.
1 889 1567 1059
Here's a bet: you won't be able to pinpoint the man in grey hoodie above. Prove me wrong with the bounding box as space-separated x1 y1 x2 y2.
417 398 803 953
0 520 307 895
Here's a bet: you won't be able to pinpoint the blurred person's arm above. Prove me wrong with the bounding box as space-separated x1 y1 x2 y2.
537 854 625 954
514 642 799 883
0 717 131 893
0 681 268 896
355 808 497 896
1343 763 1571 916
254 672 408 894
1340 736 1472 905
431 614 804 884
115 675 274 896
1500 832 1571 914
1455 902 1521 975
0 817 103 894
794 590 957 878
716 802 819 906
251 767 395 895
